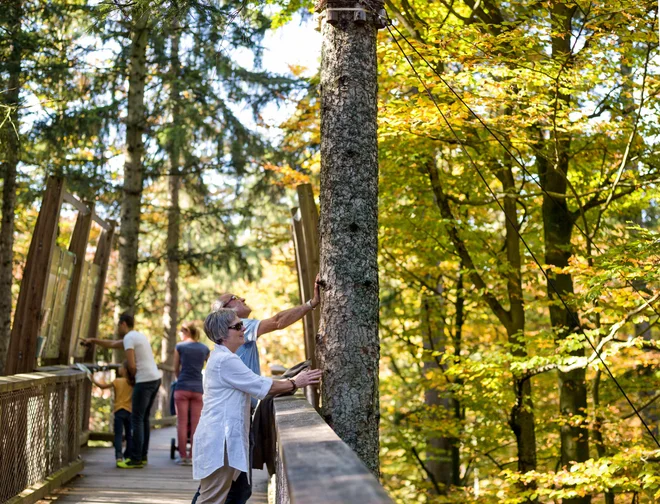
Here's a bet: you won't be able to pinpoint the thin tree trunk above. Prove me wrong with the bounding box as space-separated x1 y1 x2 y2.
592 370 615 504
421 283 456 491
160 26 182 414
427 160 537 487
115 9 149 341
541 5 590 503
318 3 381 475
496 164 537 477
452 269 465 486
0 0 22 375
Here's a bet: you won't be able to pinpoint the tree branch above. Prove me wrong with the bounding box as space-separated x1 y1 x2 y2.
426 160 511 330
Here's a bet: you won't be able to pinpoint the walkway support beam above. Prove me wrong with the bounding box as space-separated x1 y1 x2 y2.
5 177 65 375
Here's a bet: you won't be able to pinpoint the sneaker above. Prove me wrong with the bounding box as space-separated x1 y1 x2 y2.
117 459 144 469
116 458 123 468
183 458 193 466
142 457 148 466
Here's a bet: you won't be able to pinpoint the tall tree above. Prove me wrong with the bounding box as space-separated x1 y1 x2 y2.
318 0 382 474
537 5 590 501
116 8 149 324
160 24 182 412
0 0 22 374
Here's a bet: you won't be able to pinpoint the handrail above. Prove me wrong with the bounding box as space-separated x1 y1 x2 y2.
273 395 393 504
0 368 86 503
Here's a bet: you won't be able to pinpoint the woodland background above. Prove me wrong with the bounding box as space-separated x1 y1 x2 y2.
1 0 660 503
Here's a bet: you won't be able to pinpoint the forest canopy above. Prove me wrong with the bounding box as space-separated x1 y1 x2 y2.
1 0 660 502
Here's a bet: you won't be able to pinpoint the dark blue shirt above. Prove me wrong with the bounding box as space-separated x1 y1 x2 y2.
176 341 210 394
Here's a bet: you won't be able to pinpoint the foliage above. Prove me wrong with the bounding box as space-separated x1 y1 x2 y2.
3 0 660 502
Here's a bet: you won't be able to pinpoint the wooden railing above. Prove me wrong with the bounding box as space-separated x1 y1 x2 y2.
273 395 393 504
0 368 86 504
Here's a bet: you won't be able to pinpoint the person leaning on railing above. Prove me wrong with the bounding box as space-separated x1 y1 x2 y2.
192 308 322 504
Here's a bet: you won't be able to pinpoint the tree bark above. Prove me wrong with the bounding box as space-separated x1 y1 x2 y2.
421 283 458 491
0 0 22 375
160 26 182 414
496 164 537 477
428 160 537 480
540 5 590 502
115 9 148 334
318 3 381 475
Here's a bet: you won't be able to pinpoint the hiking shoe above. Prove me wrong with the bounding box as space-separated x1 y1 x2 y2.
117 459 144 469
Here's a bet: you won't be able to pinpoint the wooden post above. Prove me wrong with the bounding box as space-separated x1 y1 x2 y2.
291 208 319 407
5 177 65 375
83 222 116 363
80 222 115 432
52 200 94 365
297 184 321 338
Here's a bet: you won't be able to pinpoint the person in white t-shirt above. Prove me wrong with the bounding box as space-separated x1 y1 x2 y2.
83 312 161 469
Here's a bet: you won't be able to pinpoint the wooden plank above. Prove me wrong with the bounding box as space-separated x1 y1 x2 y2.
0 369 85 393
57 204 94 365
79 223 115 430
296 184 321 407
274 395 393 504
5 459 84 504
290 207 314 359
6 177 65 375
34 427 270 504
83 222 115 359
62 191 91 216
291 207 320 407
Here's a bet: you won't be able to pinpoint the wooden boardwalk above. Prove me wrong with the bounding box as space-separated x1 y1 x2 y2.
37 426 269 504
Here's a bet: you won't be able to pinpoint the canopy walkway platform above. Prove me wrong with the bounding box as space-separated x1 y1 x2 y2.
35 426 268 504
1 367 391 504
1 180 391 504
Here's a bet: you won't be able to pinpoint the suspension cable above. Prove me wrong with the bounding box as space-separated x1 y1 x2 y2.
383 17 660 323
382 18 660 448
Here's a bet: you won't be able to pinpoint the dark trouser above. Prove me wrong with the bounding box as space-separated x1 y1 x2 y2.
192 415 254 504
130 378 161 462
114 408 132 460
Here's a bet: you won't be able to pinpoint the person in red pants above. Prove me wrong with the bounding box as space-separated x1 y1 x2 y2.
173 321 210 465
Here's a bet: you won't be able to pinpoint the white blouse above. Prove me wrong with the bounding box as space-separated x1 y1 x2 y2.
192 345 272 480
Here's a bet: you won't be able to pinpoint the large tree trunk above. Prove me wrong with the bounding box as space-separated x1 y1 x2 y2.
421 283 459 491
318 3 381 475
115 9 148 340
540 5 590 502
160 27 181 414
0 0 22 375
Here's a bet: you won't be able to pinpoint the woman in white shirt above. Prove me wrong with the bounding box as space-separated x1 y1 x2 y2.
193 308 322 504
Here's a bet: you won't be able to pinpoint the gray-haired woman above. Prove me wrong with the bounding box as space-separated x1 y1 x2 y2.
192 308 322 504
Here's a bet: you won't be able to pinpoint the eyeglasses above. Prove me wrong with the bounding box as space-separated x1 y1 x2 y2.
222 295 238 308
228 321 244 331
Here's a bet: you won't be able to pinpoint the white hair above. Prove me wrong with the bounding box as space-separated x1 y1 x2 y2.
204 309 236 344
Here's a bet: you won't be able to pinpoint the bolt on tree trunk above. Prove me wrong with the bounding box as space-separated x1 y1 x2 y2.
317 0 382 475
115 9 149 356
